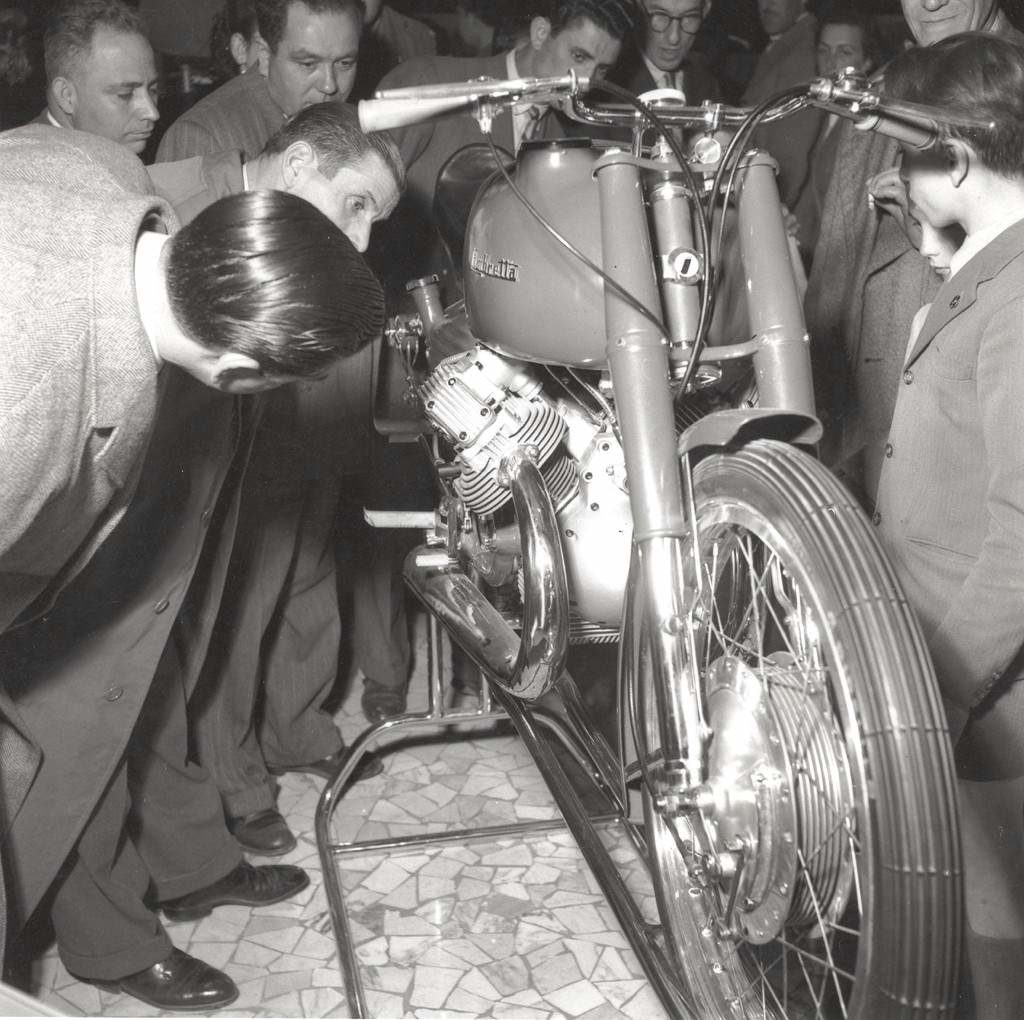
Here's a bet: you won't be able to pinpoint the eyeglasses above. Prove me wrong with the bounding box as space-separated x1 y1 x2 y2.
647 9 703 33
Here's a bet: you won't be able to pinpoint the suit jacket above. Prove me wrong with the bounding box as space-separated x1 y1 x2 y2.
742 14 823 209
804 125 940 502
354 5 437 99
147 147 243 224
612 41 722 105
0 125 185 920
875 219 1024 711
156 66 287 162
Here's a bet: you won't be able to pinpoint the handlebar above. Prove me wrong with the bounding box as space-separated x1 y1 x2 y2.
357 69 994 148
359 72 586 132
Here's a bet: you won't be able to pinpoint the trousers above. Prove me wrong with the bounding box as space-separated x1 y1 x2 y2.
52 640 240 979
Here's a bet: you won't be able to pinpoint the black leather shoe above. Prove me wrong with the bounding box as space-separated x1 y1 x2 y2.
98 949 238 1012
361 682 407 725
160 861 309 922
268 747 384 783
228 808 297 857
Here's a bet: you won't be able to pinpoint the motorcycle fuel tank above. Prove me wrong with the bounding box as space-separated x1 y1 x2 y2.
464 139 607 368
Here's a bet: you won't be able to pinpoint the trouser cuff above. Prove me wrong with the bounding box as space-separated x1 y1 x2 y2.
61 930 172 982
221 776 278 819
152 840 241 902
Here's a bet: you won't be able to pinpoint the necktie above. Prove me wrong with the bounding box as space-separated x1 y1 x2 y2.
663 70 680 91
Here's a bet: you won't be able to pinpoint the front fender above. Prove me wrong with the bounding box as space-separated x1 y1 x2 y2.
678 408 822 460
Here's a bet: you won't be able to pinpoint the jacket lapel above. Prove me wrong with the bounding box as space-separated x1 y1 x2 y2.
906 218 1024 367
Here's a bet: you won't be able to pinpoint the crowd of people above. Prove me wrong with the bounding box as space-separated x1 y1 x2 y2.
2 0 1024 1016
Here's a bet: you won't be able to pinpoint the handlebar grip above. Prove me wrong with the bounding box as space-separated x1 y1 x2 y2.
357 96 472 132
853 113 935 151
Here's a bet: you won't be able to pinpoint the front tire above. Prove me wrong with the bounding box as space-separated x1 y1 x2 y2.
635 440 961 1019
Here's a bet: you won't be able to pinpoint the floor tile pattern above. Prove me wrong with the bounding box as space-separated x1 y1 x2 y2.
29 626 670 1018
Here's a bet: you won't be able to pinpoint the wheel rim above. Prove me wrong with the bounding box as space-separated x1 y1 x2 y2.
643 499 870 1019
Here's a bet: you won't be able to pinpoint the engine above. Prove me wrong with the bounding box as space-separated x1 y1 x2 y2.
420 345 633 632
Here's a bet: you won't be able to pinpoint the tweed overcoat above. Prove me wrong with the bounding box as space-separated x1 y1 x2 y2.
804 125 941 501
0 125 178 917
0 126 255 930
742 14 824 209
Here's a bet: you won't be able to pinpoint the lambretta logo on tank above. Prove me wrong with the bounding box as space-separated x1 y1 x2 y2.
469 248 520 282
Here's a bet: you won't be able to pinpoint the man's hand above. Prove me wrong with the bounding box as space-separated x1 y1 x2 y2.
866 167 912 237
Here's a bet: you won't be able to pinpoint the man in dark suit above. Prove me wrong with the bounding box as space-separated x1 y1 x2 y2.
148 102 405 857
157 0 363 160
156 2 399 865
35 0 159 154
611 0 719 103
0 126 383 1011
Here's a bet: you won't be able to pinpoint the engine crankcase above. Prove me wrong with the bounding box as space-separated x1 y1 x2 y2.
555 425 632 628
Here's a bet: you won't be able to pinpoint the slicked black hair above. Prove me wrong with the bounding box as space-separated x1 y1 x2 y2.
166 190 384 378
545 0 636 42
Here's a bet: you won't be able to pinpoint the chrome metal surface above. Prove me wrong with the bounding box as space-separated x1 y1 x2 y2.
404 450 569 702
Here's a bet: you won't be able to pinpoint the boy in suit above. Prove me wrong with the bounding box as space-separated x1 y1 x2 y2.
876 34 1024 1019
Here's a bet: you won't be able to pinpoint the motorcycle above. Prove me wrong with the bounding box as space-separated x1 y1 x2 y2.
342 73 967 1018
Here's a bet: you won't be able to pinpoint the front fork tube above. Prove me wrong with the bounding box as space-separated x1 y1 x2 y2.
595 155 704 791
736 155 815 416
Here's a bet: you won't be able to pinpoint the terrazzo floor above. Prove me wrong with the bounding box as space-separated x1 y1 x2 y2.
25 626 672 1019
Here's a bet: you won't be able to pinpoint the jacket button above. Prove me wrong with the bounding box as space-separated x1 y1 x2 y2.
871 510 882 525
201 508 212 524
154 598 170 614
949 295 960 309
105 686 125 702
903 369 914 384
884 443 893 458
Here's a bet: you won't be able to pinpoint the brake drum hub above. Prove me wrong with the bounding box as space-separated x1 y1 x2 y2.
703 654 855 944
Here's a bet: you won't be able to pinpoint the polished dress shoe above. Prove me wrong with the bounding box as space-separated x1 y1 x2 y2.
160 860 309 922
268 746 384 782
361 681 407 725
99 948 238 1012
228 808 296 856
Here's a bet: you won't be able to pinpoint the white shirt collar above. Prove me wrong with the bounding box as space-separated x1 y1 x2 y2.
948 212 1024 278
641 52 681 92
46 110 61 128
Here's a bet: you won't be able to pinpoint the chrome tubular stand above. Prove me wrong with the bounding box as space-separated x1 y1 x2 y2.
315 609 697 1018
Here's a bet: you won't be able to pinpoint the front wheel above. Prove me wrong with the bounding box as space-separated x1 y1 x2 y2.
635 440 962 1019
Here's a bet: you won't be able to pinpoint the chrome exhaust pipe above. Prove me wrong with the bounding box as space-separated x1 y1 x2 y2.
404 449 570 702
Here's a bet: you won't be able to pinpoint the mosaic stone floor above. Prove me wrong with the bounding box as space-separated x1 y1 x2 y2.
27 626 671 1019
